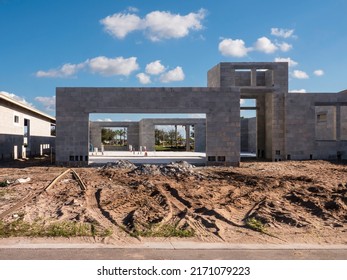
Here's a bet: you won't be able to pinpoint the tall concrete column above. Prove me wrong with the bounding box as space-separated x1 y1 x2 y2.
185 125 190 151
89 123 102 150
194 123 206 152
206 108 240 166
139 119 155 151
175 125 178 148
336 105 341 141
257 96 266 158
56 112 89 165
251 68 257 87
127 123 139 150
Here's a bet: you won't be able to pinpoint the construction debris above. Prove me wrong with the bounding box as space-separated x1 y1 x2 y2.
0 160 346 244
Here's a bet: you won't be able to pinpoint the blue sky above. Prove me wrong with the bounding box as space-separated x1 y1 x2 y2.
1 0 347 121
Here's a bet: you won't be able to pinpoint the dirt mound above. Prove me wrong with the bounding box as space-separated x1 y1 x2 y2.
101 160 136 170
129 164 162 176
129 161 198 178
1 160 347 244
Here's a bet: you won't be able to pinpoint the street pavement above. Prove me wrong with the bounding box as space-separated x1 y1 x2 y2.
1 242 347 260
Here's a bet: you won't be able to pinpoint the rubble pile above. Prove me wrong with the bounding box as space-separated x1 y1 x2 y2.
102 160 136 170
129 164 162 176
159 161 196 177
129 161 197 177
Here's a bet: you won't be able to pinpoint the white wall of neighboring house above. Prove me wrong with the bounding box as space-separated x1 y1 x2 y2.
0 94 55 160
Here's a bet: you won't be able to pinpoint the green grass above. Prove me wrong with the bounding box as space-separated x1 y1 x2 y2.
246 217 266 233
0 181 8 188
0 189 12 198
131 223 195 238
155 145 187 151
0 218 112 238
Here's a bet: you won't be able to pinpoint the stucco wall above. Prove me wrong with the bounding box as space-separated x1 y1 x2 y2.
0 100 55 160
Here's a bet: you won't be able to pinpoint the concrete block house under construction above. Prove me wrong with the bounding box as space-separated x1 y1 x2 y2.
0 93 55 161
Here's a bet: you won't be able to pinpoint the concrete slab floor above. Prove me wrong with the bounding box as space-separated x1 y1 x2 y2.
88 151 206 165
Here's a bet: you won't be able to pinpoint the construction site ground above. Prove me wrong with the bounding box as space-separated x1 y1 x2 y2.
0 157 346 246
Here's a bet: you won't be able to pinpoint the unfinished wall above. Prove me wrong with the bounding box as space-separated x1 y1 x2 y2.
315 106 336 140
56 87 240 166
340 106 347 140
0 99 55 160
56 62 347 165
139 118 206 152
285 92 347 160
240 117 256 153
194 123 206 152
208 62 288 161
89 121 139 151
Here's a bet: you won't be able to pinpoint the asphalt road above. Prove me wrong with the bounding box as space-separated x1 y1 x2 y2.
1 248 347 260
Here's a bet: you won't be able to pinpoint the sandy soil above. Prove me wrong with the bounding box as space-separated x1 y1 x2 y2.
0 158 346 245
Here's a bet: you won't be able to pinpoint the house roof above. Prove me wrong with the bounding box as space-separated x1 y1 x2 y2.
0 92 55 123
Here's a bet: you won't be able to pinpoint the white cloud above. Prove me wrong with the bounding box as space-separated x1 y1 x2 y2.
292 70 309 79
96 118 112 122
0 91 33 106
35 96 56 111
254 37 278 53
188 113 206 118
127 6 139 13
36 63 84 78
87 56 139 76
289 89 307 93
100 9 206 41
240 99 245 105
136 73 151 84
277 42 292 52
274 57 298 67
144 9 206 41
314 69 324 76
218 38 250 57
271 28 295 38
36 56 139 78
145 60 165 75
160 66 185 83
100 13 142 39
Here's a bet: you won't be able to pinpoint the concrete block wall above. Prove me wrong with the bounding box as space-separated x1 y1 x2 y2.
265 63 287 161
89 119 205 153
127 123 140 150
56 88 90 164
207 64 221 87
208 62 288 89
248 117 256 153
55 62 347 165
241 117 256 153
265 92 273 159
205 89 240 166
315 106 336 140
256 96 266 158
0 134 23 160
56 87 240 166
340 106 347 140
284 91 347 160
208 62 288 161
241 118 249 152
89 121 139 151
89 122 102 150
194 123 206 152
235 71 251 86
139 118 206 152
139 119 155 151
284 92 315 160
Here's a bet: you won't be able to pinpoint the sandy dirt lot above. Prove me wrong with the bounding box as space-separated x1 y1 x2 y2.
0 158 346 245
